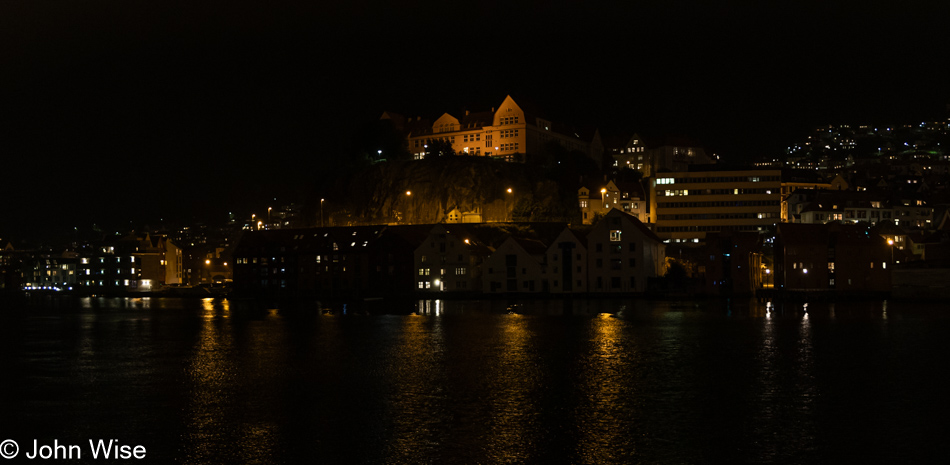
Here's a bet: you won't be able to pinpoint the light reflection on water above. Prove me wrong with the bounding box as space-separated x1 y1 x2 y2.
575 313 635 464
5 297 950 463
484 314 539 463
384 314 446 463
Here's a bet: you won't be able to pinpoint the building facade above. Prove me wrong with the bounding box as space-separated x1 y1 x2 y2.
586 209 666 293
775 223 891 293
389 95 603 165
578 180 647 224
650 166 782 243
610 135 713 177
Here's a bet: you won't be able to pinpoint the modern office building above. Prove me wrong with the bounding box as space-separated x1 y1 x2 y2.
650 165 782 243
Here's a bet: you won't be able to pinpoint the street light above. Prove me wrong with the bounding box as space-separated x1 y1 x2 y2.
320 199 325 228
601 188 607 209
887 238 895 265
506 188 513 222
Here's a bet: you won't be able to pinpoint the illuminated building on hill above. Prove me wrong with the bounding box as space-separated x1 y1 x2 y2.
382 95 603 165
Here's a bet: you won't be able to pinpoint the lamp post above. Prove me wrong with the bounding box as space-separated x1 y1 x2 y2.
601 188 607 210
765 268 771 289
405 191 412 224
320 199 325 228
887 238 894 265
506 188 513 222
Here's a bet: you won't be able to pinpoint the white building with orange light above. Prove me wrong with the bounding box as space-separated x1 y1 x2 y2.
578 180 647 224
384 95 603 165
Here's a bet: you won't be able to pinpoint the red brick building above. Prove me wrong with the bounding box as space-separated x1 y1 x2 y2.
775 223 891 293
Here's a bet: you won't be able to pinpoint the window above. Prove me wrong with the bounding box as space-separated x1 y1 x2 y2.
456 267 466 275
609 230 621 242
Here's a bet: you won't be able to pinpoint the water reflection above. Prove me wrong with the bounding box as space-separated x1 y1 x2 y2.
183 298 283 465
575 313 636 464
483 314 540 462
11 296 948 463
384 313 446 462
79 296 153 310
417 299 443 316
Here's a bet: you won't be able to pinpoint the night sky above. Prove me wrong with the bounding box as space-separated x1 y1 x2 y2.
2 1 948 243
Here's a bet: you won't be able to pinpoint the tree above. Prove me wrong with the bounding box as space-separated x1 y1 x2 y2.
425 139 456 158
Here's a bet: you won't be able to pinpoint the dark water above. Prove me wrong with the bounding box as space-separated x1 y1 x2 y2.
2 296 949 464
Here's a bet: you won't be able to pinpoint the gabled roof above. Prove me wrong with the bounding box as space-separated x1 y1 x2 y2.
460 111 494 129
545 227 588 251
596 209 662 244
509 236 548 256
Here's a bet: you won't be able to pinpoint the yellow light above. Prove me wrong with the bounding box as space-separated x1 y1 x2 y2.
887 239 894 245
406 191 411 196
205 260 211 265
507 188 512 193
600 188 606 194
464 239 470 244
223 262 228 266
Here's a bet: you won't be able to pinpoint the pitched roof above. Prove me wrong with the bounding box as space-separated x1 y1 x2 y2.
599 209 662 244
